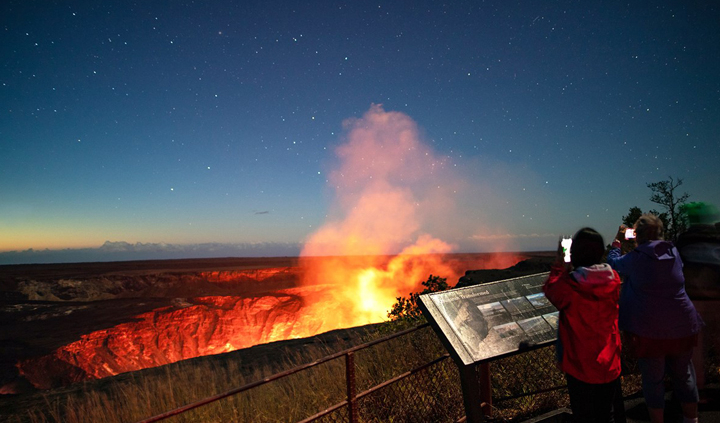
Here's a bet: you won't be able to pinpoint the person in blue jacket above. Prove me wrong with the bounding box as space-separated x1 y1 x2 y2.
607 213 703 423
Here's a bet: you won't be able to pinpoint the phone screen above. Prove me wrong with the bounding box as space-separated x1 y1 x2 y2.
561 238 572 263
625 228 636 239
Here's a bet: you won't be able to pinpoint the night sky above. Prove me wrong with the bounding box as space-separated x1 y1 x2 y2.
2 1 719 263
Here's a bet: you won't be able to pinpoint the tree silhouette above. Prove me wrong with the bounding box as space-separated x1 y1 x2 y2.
622 205 668 232
622 206 643 227
647 176 690 242
387 275 450 325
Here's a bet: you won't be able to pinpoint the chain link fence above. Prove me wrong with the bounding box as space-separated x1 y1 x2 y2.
269 327 576 423
295 324 466 423
488 346 569 420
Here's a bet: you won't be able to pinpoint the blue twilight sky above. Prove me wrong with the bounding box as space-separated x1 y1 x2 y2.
1 1 719 264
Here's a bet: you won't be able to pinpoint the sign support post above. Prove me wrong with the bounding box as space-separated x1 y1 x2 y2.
479 362 492 416
457 363 485 423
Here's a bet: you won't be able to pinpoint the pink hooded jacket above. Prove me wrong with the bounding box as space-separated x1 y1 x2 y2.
543 263 622 384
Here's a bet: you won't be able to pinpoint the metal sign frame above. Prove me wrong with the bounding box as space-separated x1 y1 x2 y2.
419 272 557 422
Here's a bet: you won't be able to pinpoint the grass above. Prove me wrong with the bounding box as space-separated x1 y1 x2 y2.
3 337 352 422
1 325 460 423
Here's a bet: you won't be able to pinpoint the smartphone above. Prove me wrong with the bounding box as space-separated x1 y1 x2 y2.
625 228 636 239
561 237 572 263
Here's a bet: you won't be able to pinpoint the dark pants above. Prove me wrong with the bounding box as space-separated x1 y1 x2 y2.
566 374 626 423
638 348 699 409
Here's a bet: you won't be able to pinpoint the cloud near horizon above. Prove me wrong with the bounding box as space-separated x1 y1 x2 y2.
0 240 303 265
471 233 557 240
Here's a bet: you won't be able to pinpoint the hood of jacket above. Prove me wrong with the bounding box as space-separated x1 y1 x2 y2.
635 240 678 261
570 263 618 295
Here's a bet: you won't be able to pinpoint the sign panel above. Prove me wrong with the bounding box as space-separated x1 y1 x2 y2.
419 272 557 366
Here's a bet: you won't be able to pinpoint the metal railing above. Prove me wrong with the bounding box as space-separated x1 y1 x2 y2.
136 323 465 423
135 321 584 423
137 303 720 423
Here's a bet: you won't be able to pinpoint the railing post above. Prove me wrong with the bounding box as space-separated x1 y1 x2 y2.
346 351 358 423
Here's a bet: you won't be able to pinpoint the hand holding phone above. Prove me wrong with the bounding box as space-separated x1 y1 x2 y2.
561 237 572 263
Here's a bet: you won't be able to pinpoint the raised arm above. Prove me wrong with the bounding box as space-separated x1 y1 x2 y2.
543 238 574 310
606 225 630 274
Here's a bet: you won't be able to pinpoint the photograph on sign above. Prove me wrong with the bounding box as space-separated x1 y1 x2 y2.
501 296 534 315
517 316 553 337
542 311 560 331
526 292 552 309
494 321 523 339
477 301 505 317
476 301 510 328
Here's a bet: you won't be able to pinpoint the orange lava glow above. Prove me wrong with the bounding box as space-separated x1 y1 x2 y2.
298 240 455 331
295 252 525 333
16 288 320 389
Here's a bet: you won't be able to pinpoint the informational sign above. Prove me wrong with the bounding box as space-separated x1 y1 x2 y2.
419 272 557 366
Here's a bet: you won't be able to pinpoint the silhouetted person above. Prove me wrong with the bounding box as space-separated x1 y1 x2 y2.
608 214 703 423
676 202 720 397
544 228 625 423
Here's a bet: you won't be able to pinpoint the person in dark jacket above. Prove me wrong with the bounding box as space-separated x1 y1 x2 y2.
608 214 703 423
676 202 720 396
544 227 625 423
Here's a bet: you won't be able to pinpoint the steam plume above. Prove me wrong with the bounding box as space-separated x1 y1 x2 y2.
298 105 468 330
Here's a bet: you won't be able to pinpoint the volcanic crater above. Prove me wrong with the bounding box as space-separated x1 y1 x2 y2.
0 253 551 394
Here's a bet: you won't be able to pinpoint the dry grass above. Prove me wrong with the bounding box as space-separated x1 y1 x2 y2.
1 326 462 423
2 337 345 423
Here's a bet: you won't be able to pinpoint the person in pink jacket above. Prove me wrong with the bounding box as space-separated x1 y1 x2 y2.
544 227 625 423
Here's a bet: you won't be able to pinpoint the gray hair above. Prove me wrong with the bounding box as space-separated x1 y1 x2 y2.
634 213 664 243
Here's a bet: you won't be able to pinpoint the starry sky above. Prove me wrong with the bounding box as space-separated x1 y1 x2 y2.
1 1 719 264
